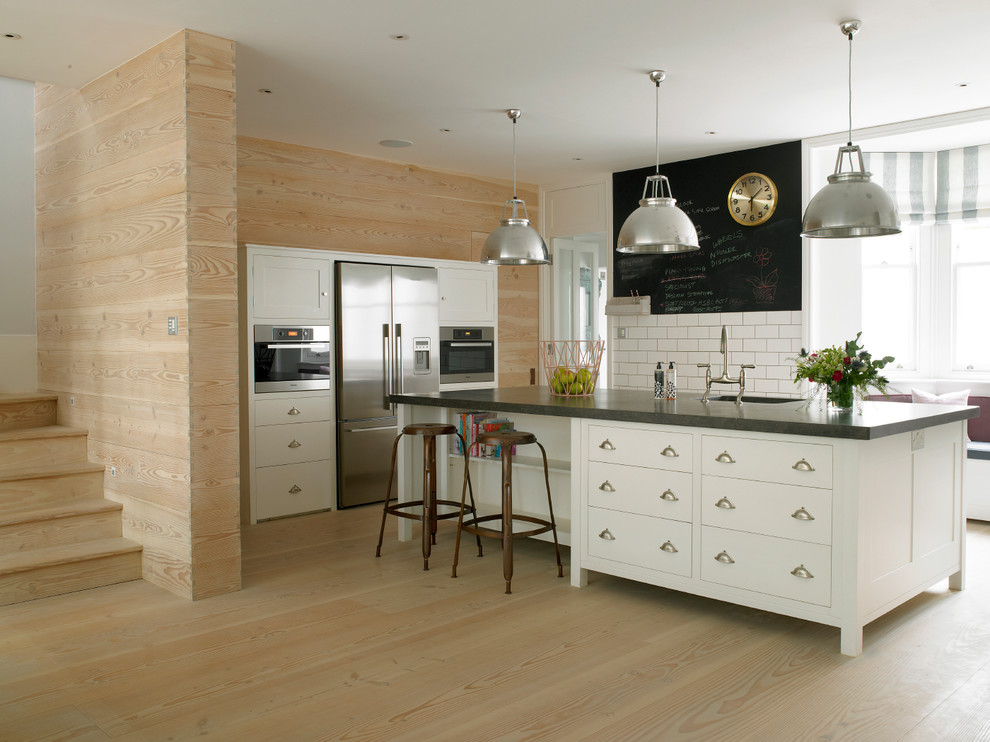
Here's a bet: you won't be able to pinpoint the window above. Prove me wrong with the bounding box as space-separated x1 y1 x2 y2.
950 220 990 372
861 226 921 373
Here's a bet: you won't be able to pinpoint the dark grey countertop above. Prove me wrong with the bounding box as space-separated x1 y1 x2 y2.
392 386 979 440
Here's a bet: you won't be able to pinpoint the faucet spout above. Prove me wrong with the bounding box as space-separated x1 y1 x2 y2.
696 325 757 403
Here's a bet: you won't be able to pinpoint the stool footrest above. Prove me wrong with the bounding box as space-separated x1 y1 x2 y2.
460 513 555 540
384 499 474 522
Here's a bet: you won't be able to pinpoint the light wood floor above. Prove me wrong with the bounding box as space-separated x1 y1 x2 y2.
2 507 989 741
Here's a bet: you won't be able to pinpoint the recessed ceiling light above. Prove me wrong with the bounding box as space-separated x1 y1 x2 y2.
389 34 409 41
3 32 22 39
705 131 717 135
439 129 452 133
956 82 969 88
572 157 583 161
258 88 273 94
379 139 413 148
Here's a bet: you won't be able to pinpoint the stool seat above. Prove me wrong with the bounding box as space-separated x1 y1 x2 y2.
452 429 562 594
376 422 481 571
476 430 537 446
403 423 457 437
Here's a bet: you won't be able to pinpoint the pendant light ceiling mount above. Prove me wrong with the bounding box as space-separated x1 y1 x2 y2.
616 70 700 254
801 19 900 239
479 108 550 266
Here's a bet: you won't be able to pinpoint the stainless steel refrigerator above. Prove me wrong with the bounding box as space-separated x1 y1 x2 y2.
335 262 439 508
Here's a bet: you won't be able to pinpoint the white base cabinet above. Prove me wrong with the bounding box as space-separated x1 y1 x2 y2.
573 418 966 656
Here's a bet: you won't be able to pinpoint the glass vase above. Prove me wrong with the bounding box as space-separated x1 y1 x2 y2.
826 384 855 410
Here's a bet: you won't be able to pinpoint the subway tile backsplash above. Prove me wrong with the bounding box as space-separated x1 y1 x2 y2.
609 311 803 397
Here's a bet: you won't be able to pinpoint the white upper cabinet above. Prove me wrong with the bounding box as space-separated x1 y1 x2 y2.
253 254 331 320
438 266 496 324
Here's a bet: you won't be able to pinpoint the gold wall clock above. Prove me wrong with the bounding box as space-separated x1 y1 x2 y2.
728 172 778 226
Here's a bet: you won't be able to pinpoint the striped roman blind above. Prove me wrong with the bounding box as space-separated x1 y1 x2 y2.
864 144 990 223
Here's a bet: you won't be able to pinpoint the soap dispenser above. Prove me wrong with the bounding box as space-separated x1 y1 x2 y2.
665 361 677 400
654 362 665 399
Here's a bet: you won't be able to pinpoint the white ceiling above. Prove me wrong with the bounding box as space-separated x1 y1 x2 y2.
2 0 989 185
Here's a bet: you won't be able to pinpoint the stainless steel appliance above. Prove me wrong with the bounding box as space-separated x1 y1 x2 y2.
253 325 331 393
335 262 439 508
439 326 495 384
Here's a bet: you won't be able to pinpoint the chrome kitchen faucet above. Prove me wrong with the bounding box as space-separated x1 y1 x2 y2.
697 325 756 404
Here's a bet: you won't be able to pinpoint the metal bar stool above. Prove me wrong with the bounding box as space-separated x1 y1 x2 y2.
452 430 563 593
376 423 482 570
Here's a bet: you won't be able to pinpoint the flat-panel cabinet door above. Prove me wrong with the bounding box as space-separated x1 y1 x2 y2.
438 267 495 324
253 255 331 320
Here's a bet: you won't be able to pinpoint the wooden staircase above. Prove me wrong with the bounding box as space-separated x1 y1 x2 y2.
0 393 142 605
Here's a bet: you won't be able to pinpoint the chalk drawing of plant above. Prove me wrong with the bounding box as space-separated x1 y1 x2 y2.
747 249 777 303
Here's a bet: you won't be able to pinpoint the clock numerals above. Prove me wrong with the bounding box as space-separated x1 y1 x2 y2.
728 172 777 226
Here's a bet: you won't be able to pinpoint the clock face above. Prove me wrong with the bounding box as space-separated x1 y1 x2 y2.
728 172 778 226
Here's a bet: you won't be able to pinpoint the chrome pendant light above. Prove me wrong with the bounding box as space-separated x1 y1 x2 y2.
617 70 699 254
801 21 900 238
480 109 550 265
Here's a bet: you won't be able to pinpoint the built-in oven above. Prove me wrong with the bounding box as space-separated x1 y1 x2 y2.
253 325 331 393
439 326 495 385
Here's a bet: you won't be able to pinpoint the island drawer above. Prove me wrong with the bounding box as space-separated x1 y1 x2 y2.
588 425 692 471
701 525 831 606
589 461 692 522
255 421 333 467
701 475 832 545
255 395 331 426
701 435 832 488
254 459 332 520
588 507 692 577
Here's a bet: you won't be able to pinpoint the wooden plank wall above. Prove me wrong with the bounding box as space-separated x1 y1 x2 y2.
237 137 541 386
34 30 240 600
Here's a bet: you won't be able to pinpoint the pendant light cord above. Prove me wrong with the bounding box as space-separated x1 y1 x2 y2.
847 29 853 146
654 78 661 175
512 115 518 200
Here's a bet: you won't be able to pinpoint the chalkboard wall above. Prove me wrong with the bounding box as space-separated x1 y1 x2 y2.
612 140 801 314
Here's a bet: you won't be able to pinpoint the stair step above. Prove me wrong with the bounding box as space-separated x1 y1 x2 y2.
0 393 58 432
0 499 124 554
0 425 90 474
0 462 106 509
0 537 142 606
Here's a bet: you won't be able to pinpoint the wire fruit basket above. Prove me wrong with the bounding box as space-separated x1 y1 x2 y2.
540 340 605 397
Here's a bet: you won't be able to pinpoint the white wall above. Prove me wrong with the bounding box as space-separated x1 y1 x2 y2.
0 76 37 393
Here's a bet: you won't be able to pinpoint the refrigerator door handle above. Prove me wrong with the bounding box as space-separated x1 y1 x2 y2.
382 323 391 410
394 323 403 395
345 425 398 433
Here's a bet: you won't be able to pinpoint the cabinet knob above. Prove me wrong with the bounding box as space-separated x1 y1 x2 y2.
321 291 328 296
792 458 815 472
715 451 736 464
289 484 302 494
288 407 301 416
659 489 679 502
660 445 679 458
791 564 815 579
288 439 302 448
599 439 615 451
660 540 678 554
791 507 815 521
715 550 735 564
715 497 736 510
598 480 615 493
598 528 616 541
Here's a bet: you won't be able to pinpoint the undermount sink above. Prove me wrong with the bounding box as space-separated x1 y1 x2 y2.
701 395 799 404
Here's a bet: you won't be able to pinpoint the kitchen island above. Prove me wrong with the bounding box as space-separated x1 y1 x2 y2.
392 387 978 656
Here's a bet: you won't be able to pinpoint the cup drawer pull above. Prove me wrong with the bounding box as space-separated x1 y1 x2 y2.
598 529 615 541
792 458 815 472
599 439 615 450
599 480 615 493
715 497 736 510
715 451 735 464
791 564 815 579
288 439 302 448
659 489 678 502
660 445 679 458
791 507 815 521
288 406 301 416
289 484 302 494
660 540 678 553
715 550 735 564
